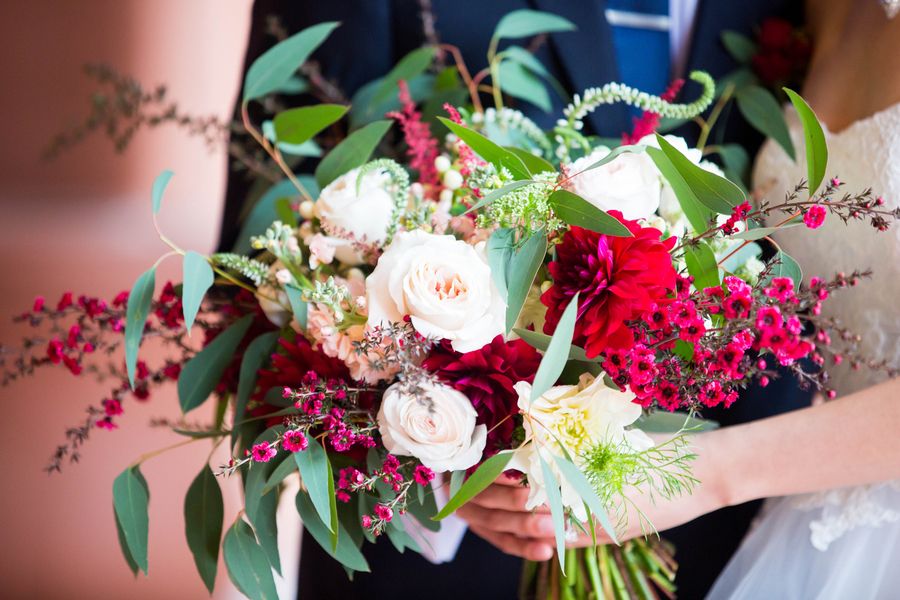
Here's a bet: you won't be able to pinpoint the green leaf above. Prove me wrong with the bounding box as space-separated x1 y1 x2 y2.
784 88 828 197
434 451 514 520
294 440 336 534
151 169 174 215
765 250 803 291
504 148 555 175
273 104 348 144
513 328 593 362
178 314 254 413
505 230 548 333
437 117 530 180
184 465 224 593
450 470 466 498
539 454 567 573
372 46 436 106
223 519 279 600
548 190 633 236
253 483 282 574
405 486 441 532
646 146 714 234
243 22 339 102
550 455 618 543
351 74 434 129
285 284 308 330
232 179 304 254
465 181 533 215
721 31 757 63
719 241 762 273
655 134 744 214
636 411 719 433
263 455 299 494
125 267 155 388
112 466 150 575
684 241 720 291
315 120 392 188
735 85 796 160
730 223 800 241
181 251 214 335
296 490 370 572
716 143 751 190
114 503 140 575
486 227 515 301
498 60 551 112
235 331 280 432
530 293 579 401
578 144 646 173
493 9 576 40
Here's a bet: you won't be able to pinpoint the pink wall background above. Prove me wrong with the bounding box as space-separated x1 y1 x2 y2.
0 1 294 597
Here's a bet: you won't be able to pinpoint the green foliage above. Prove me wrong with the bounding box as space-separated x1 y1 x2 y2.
113 465 150 575
437 117 531 179
315 120 392 188
151 169 174 215
178 314 254 413
284 285 308 330
714 143 751 190
721 31 757 64
551 454 618 542
646 146 714 234
232 179 305 255
655 134 744 214
635 411 719 433
114 501 140 575
505 147 555 175
475 177 561 235
223 519 279 600
498 60 552 112
211 253 270 286
234 331 280 433
181 251 214 334
294 440 338 536
684 241 720 291
504 230 548 333
765 250 803 291
486 227 515 301
184 465 224 593
466 180 533 215
434 451 514 520
243 22 339 102
548 189 633 237
262 455 299 494
273 104 348 144
372 46 436 106
735 85 796 160
731 223 800 241
513 328 593 362
125 267 155 388
530 293 580 401
540 453 568 573
492 9 576 40
784 88 828 196
296 490 370 572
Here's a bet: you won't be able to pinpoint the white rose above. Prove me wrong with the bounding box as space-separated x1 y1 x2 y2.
314 167 395 265
567 147 662 220
377 380 487 472
366 230 505 353
508 374 653 520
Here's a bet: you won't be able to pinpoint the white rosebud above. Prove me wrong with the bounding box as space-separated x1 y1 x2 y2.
434 155 452 173
443 169 464 191
298 200 315 220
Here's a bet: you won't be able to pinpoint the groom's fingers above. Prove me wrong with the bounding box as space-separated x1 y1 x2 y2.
468 525 555 561
469 483 548 513
457 502 557 538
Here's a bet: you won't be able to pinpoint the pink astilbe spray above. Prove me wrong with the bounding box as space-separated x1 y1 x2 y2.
622 79 685 145
443 103 483 178
387 80 440 187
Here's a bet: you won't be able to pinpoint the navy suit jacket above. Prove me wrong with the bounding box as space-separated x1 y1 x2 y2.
221 2 811 598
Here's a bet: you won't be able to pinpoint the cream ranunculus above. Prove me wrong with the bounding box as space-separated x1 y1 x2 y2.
567 146 662 221
377 380 487 472
366 230 505 353
314 166 396 265
508 374 653 520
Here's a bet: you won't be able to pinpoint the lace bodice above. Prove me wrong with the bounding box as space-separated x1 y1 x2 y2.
753 102 900 397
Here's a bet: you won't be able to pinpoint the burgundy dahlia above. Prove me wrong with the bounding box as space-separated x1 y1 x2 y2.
541 214 677 358
424 335 542 452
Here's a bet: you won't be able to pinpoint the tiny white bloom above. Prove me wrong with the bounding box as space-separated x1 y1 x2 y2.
434 155 452 173
443 169 464 191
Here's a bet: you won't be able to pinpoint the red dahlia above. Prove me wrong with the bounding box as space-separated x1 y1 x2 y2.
541 214 677 358
424 335 542 452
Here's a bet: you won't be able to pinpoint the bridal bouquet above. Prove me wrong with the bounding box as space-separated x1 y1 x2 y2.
8 10 899 600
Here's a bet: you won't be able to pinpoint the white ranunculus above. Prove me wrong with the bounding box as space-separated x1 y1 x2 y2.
314 166 396 265
567 146 661 221
377 380 487 472
508 374 653 521
366 230 505 353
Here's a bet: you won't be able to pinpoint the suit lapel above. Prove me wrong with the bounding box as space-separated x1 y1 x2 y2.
530 0 629 136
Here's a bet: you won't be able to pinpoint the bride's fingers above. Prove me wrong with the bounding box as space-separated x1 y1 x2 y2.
457 502 557 538
469 483 549 513
468 525 555 561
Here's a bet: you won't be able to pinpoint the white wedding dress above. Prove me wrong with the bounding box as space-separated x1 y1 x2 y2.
707 103 900 599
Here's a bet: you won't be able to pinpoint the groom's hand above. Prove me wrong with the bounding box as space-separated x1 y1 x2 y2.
455 475 556 561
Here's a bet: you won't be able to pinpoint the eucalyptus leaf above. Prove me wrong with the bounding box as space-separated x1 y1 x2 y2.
184 465 224 593
253 484 282 574
437 117 531 179
646 146 714 234
315 120 392 188
540 454 567 573
465 181 533 215
285 284 308 330
243 22 339 102
493 9 576 40
114 503 140 575
263 456 299 494
181 251 214 335
372 46 436 106
434 452 514 520
716 143 751 191
730 223 800 240
223 519 279 600
513 328 594 362
294 440 336 534
784 88 828 196
548 189 633 236
296 490 370 572
504 148 555 175
486 227 516 300
235 331 280 434
125 267 155 388
765 250 803 291
721 30 757 63
505 230 548 333
551 455 618 543
655 134 744 214
719 241 762 273
178 314 254 413
273 104 348 144
530 293 579 401
112 466 150 575
449 470 466 498
684 241 720 291
232 178 305 254
735 85 796 160
498 60 552 112
151 169 174 215
636 411 719 433
579 144 645 172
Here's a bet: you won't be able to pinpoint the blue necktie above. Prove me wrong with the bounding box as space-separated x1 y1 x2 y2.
605 0 671 99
